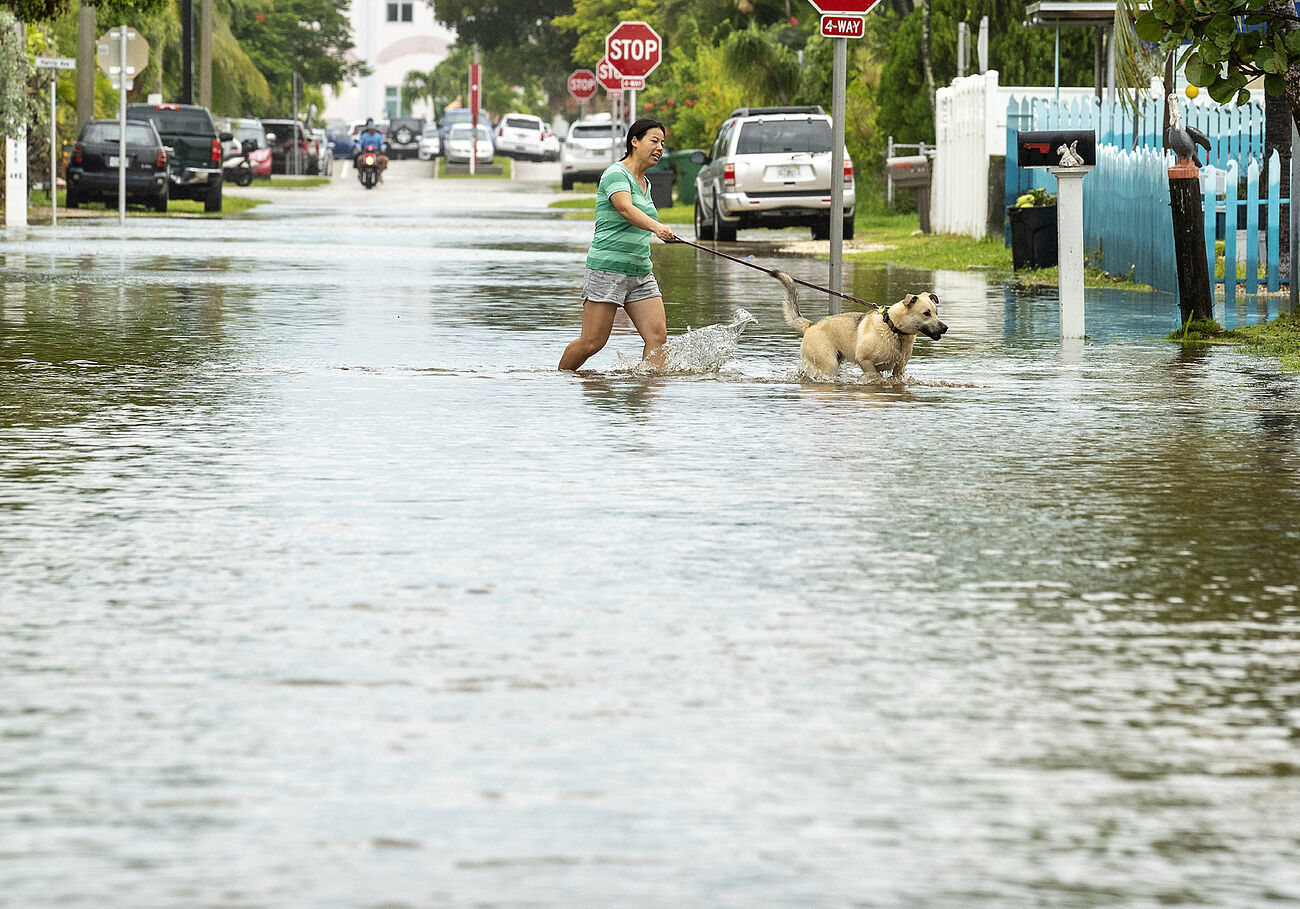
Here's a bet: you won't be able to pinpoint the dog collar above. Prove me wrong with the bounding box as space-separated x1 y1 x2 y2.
881 307 906 337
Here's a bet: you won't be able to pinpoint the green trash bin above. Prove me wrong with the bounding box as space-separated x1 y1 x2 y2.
646 153 675 209
671 149 707 208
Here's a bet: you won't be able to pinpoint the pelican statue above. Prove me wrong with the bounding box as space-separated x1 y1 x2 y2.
1166 94 1212 168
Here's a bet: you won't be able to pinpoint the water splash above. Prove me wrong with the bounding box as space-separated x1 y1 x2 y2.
616 308 758 375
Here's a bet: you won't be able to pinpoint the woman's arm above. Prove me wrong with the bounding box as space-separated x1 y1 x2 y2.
609 190 676 242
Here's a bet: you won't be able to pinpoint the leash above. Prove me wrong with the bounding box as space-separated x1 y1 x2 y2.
670 237 879 310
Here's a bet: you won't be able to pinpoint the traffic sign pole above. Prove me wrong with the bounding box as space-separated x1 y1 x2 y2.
118 25 127 226
829 36 846 308
50 70 57 226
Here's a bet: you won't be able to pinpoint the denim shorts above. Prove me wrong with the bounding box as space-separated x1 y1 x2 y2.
581 268 661 306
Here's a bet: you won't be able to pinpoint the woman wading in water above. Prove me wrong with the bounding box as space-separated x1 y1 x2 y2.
558 118 677 371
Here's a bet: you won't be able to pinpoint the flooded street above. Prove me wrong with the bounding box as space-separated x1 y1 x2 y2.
3 161 1300 906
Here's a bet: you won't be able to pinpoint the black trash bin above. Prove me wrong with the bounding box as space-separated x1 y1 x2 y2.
1008 204 1058 269
646 168 674 209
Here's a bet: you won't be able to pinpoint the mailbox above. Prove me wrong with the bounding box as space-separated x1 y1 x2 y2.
886 154 932 233
887 154 930 188
1016 130 1095 168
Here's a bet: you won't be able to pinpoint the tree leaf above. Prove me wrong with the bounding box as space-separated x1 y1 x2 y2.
1135 11 1168 40
1184 56 1217 85
1265 73 1286 96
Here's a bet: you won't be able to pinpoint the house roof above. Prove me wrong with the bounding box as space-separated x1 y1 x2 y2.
1024 1 1118 27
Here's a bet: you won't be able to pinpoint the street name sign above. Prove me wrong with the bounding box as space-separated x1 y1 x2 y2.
605 21 661 85
820 15 866 38
35 56 76 69
568 69 597 103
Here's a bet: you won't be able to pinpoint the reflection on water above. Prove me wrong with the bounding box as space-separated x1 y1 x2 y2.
2 208 1300 906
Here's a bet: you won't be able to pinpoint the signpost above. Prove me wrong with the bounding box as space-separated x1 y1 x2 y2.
596 56 623 162
807 0 880 310
34 56 76 227
605 21 661 126
468 60 481 176
568 68 597 119
97 26 148 226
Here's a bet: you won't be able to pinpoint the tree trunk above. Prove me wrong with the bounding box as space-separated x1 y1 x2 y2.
920 0 935 117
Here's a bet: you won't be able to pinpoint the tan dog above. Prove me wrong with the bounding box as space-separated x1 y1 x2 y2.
779 272 947 381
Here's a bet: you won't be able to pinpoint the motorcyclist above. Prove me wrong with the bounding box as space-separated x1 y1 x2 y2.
354 118 389 181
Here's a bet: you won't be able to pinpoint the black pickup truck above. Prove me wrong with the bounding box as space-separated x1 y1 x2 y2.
125 103 229 212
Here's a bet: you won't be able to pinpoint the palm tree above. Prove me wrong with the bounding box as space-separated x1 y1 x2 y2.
402 69 439 120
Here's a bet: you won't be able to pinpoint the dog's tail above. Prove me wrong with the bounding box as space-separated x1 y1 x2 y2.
777 270 811 335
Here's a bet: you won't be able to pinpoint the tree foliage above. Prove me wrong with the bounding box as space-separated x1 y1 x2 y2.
1133 0 1300 107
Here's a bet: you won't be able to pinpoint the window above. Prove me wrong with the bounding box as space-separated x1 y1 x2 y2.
386 1 412 22
385 87 399 120
735 120 831 155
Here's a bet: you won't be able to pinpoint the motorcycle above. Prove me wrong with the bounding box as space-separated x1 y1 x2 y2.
355 143 382 189
222 149 254 187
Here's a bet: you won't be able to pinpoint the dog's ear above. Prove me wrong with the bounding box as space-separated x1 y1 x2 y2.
905 295 919 307
928 292 940 305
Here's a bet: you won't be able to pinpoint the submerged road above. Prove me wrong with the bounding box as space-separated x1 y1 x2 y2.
2 157 1300 906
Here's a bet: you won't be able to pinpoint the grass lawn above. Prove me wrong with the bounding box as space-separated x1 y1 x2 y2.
27 189 269 218
438 158 511 179
547 194 693 225
261 175 331 188
1168 311 1300 371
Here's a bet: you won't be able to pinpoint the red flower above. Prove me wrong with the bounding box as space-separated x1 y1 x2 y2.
789 16 798 25
644 102 653 111
666 98 675 106
255 12 264 22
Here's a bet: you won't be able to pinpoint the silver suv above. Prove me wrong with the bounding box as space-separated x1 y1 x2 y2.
693 106 855 242
561 114 623 190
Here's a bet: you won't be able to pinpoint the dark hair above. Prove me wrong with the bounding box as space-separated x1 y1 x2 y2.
620 118 666 160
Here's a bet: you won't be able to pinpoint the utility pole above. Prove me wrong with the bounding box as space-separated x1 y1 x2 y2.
181 0 193 103
199 0 212 108
77 4 94 130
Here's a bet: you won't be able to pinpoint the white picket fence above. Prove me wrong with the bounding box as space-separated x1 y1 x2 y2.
931 71 1096 237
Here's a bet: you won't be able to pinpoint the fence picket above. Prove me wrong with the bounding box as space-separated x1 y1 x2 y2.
1247 156 1260 297
1225 159 1239 302
1268 149 1281 292
1203 167 1217 283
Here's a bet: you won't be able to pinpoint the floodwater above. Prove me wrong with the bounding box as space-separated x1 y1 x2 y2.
2 163 1299 906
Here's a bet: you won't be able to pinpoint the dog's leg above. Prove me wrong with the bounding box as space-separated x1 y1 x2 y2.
856 360 886 384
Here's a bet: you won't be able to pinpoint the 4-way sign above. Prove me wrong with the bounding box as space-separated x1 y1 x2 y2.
605 21 661 90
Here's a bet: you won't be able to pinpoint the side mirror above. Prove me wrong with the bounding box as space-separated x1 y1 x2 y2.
689 151 707 165
219 131 234 143
265 132 277 142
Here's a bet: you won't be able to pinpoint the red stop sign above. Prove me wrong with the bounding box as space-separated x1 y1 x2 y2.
595 56 623 92
605 21 662 80
807 0 881 11
568 69 597 102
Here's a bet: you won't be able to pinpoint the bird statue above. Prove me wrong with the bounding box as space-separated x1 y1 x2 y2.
1165 94 1212 168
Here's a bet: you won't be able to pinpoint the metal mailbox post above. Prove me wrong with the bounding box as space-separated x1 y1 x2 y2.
1017 129 1095 340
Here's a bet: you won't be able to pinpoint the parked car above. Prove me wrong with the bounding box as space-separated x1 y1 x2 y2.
311 127 333 176
495 113 548 160
261 118 317 175
417 122 441 160
326 124 355 160
693 105 854 242
125 102 226 212
444 124 494 166
541 123 560 161
64 118 170 212
217 117 272 179
387 116 425 159
438 109 493 153
561 113 622 190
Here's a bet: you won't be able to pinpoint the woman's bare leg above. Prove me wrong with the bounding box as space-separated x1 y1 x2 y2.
558 301 618 371
624 296 668 369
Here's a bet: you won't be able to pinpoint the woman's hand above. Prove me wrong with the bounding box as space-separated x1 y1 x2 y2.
654 224 677 242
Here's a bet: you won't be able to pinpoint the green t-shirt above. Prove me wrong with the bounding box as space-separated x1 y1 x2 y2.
585 162 658 276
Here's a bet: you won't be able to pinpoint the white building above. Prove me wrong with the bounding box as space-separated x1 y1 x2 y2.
323 0 456 124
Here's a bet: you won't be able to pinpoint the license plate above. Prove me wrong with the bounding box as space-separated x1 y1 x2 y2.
775 165 800 179
108 156 131 167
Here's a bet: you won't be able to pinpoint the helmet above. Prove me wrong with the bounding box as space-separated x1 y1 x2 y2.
365 117 374 128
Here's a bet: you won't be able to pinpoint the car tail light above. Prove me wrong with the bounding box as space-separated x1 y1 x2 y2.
156 148 167 168
723 162 735 190
73 143 83 164
498 126 504 136
844 161 853 184
210 138 221 163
